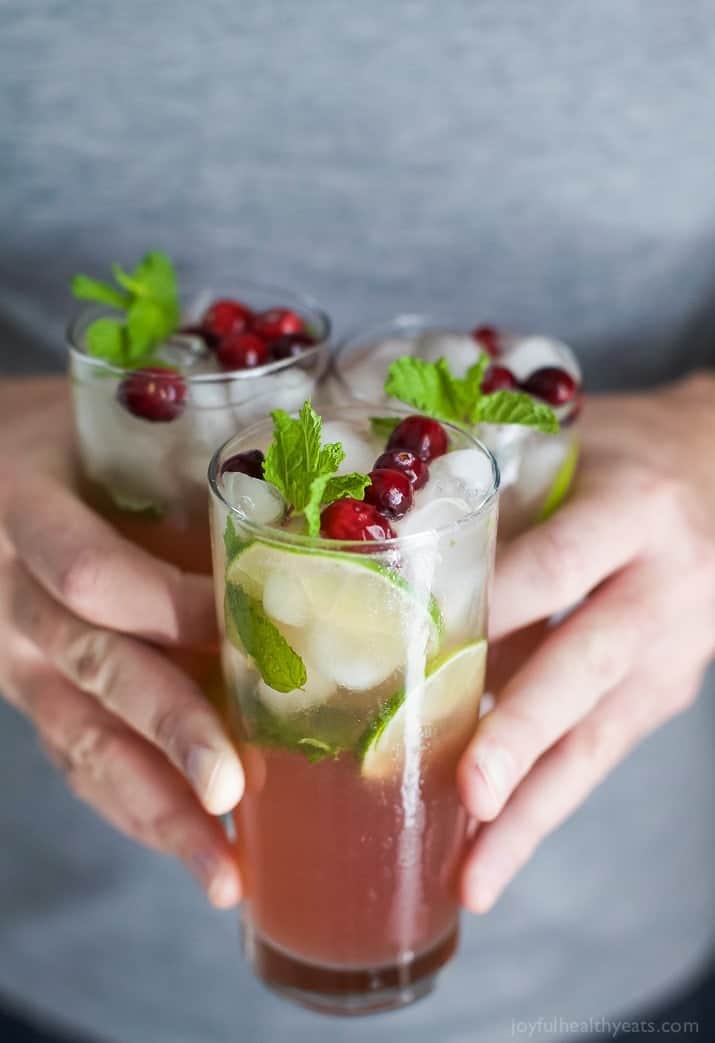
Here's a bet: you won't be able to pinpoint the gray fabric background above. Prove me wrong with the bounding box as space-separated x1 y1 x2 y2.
0 3 713 1042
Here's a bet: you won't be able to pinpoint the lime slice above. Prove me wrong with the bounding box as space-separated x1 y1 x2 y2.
227 541 443 647
358 640 487 780
536 439 579 522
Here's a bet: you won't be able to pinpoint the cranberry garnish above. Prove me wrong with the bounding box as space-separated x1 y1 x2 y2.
386 415 448 463
364 468 413 519
117 367 186 422
217 331 269 370
269 332 315 361
252 308 304 341
221 449 265 479
482 365 518 393
201 299 253 344
471 324 501 357
374 449 429 490
320 498 396 542
521 366 578 406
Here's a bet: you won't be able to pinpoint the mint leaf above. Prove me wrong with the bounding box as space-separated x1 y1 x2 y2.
263 401 370 536
322 472 372 505
263 402 325 511
223 516 250 563
384 356 463 423
85 318 125 364
71 274 129 311
71 251 180 369
461 357 491 423
385 353 559 432
225 583 306 693
477 391 559 433
370 416 400 439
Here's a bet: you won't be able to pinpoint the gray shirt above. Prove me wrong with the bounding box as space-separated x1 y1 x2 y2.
1 2 713 1041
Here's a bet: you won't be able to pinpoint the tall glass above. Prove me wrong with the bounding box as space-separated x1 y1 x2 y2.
331 314 581 541
208 406 499 1014
67 282 330 708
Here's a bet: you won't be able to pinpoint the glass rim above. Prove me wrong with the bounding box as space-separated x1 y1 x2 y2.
208 403 500 552
66 279 332 385
331 311 582 398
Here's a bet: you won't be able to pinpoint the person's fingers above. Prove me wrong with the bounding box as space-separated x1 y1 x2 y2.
489 462 663 640
460 666 704 914
9 560 243 815
459 563 660 822
25 667 241 908
3 478 217 647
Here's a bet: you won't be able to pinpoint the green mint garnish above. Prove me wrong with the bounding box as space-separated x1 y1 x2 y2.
263 401 371 536
384 355 559 433
225 584 307 694
71 251 180 368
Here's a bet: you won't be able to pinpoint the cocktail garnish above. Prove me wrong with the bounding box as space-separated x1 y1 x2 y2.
71 251 180 368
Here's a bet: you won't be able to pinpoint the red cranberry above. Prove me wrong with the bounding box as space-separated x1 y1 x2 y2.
374 449 429 490
251 308 304 341
201 299 253 344
269 332 315 361
320 498 396 542
117 367 186 422
221 449 265 479
387 415 448 463
471 325 501 357
217 331 269 370
482 365 518 393
522 366 578 406
364 468 413 519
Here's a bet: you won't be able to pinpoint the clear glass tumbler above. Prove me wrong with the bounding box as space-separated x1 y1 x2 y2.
67 282 331 708
331 314 581 540
208 405 499 1014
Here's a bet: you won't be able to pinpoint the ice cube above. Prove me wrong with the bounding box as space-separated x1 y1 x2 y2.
174 380 239 492
339 337 413 402
256 669 337 719
321 420 378 475
478 423 530 489
223 472 286 526
262 568 311 626
502 335 579 382
72 377 183 511
306 619 402 690
428 449 495 500
394 495 471 539
415 332 479 376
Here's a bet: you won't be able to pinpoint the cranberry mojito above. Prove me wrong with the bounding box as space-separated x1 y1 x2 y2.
209 402 499 1013
67 251 330 704
332 316 581 539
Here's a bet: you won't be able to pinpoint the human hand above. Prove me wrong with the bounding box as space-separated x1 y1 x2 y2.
458 371 715 912
0 378 244 907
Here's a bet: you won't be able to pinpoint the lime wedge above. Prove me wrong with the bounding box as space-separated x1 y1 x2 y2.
536 439 579 522
227 541 443 648
358 640 487 780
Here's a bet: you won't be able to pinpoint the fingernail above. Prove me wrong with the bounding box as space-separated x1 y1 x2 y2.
186 745 244 814
188 853 240 907
473 744 514 813
464 866 501 914
208 867 241 908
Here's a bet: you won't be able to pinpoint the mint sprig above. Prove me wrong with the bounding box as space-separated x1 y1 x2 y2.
71 251 180 368
225 584 307 693
384 355 559 433
263 401 371 536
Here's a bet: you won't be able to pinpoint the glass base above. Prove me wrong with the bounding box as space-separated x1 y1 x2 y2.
243 922 458 1016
